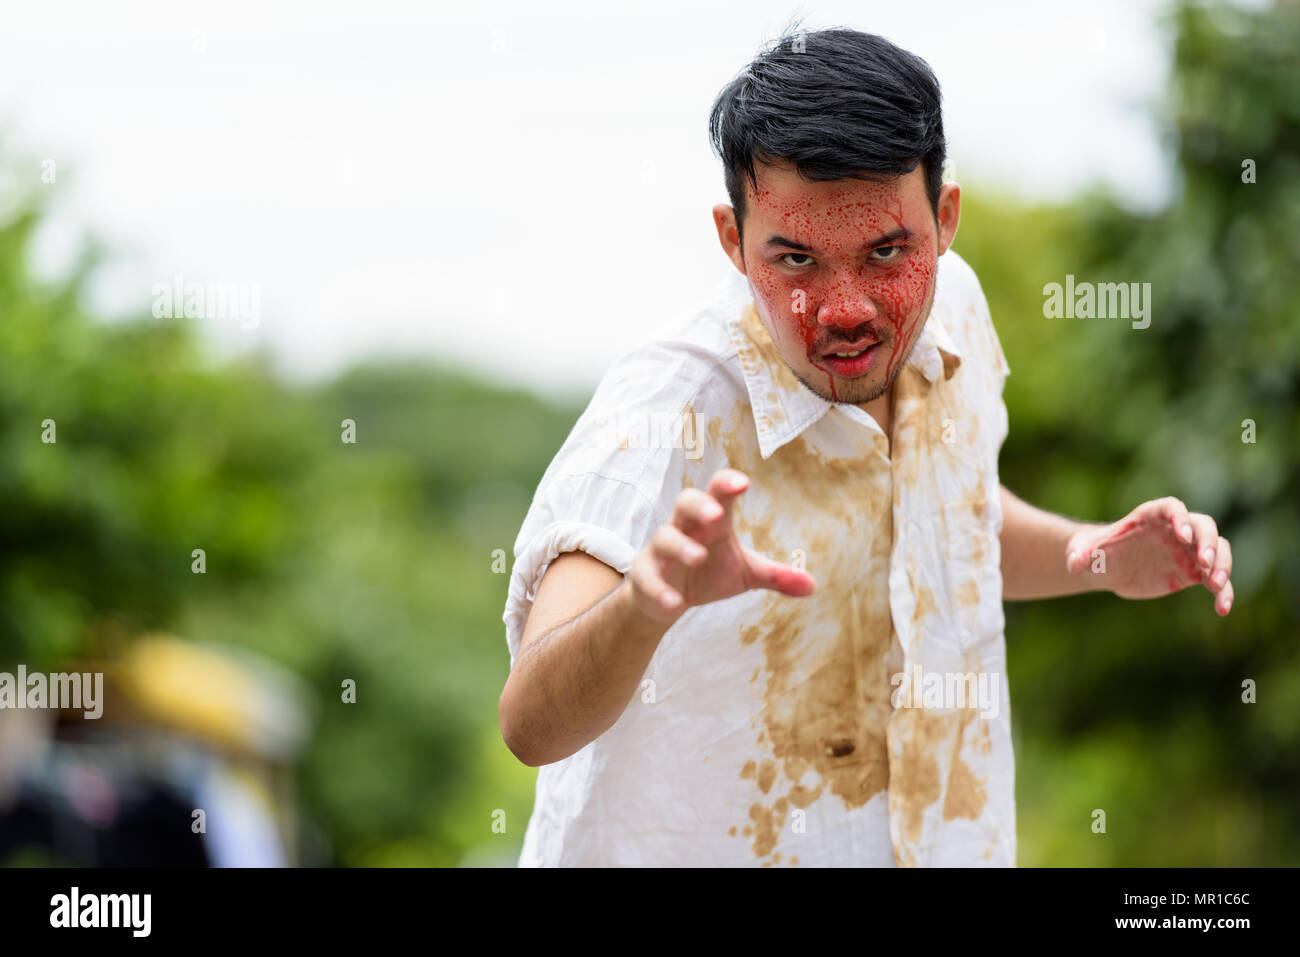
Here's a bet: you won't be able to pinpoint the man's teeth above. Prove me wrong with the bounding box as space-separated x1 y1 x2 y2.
832 348 865 358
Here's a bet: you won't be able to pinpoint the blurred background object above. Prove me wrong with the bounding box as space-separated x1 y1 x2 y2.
0 0 1297 865
0 636 309 866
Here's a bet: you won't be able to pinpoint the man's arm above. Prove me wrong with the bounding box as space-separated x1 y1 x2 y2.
998 484 1235 615
499 553 671 768
499 469 816 767
999 486 1106 600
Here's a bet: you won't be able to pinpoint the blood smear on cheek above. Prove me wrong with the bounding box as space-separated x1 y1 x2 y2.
881 258 936 383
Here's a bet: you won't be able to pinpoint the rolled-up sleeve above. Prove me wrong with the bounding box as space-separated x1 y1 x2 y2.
501 336 718 668
503 470 663 667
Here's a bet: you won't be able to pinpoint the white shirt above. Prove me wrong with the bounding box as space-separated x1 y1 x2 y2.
504 249 1015 867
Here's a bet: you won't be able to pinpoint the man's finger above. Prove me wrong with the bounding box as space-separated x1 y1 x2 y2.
629 554 685 617
1188 512 1220 573
705 469 750 524
744 549 816 597
1157 496 1194 545
1214 577 1234 617
650 524 708 569
1209 536 1233 592
671 487 727 539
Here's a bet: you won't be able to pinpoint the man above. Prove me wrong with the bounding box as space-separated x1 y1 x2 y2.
499 28 1234 867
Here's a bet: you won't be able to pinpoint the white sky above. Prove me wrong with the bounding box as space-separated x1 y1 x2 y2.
0 0 1210 401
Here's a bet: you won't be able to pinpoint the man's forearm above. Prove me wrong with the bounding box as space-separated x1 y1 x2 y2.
500 578 671 767
999 484 1108 600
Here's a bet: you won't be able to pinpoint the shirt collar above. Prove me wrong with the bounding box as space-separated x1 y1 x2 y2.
725 279 963 460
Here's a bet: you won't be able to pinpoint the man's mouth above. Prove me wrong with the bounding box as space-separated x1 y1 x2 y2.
819 337 879 359
816 337 882 378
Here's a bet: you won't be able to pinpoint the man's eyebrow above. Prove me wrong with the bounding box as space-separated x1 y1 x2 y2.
763 227 913 252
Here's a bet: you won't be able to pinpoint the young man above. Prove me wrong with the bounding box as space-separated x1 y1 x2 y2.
499 28 1234 867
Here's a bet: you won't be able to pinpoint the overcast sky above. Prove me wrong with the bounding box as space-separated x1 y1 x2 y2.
0 0 1241 401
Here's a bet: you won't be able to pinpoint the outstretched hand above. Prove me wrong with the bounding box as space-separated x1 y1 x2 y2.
1065 496 1234 616
627 468 817 624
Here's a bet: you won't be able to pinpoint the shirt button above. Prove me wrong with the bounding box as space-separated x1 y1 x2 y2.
893 740 903 757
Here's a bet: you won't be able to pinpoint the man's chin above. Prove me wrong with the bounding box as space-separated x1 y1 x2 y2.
797 370 889 405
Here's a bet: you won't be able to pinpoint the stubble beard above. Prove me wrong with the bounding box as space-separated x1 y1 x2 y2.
796 330 922 405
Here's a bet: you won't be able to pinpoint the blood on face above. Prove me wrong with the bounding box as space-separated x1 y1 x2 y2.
742 164 940 404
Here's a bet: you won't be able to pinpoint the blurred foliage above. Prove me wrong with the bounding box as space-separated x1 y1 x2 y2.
960 0 1300 865
0 207 573 862
0 0 1296 865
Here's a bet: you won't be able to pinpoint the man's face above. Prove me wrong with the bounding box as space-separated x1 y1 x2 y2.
713 160 960 406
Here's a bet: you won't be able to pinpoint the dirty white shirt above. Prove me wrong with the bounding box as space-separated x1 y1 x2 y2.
503 249 1015 867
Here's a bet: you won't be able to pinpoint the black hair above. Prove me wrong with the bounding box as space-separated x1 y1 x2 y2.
708 26 946 238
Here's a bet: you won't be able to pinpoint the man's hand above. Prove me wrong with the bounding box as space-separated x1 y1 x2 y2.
1064 496 1234 616
502 467 815 766
628 468 817 624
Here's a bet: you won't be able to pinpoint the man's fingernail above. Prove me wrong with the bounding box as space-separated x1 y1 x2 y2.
1181 525 1193 541
1201 548 1215 565
1212 570 1227 587
1067 551 1078 567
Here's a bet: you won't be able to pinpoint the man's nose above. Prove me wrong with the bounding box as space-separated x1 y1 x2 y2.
815 285 879 329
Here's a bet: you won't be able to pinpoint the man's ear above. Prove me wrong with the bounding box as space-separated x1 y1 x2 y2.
712 204 747 275
935 182 961 256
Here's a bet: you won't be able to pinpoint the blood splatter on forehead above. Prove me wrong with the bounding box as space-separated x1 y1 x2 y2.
741 164 940 405
751 179 915 242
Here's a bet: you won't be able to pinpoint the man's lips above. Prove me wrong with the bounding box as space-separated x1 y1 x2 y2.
817 336 880 359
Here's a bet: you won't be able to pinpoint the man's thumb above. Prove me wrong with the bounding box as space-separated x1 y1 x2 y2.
745 549 816 597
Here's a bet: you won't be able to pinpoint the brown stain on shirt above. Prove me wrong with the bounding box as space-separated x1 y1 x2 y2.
890 708 948 847
736 304 803 396
890 363 948 492
748 797 791 858
764 392 788 426
963 468 990 522
719 395 901 862
942 711 988 822
719 297 1000 865
912 586 937 625
889 707 991 858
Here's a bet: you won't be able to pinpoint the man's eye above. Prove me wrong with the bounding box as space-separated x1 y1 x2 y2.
870 245 904 261
781 253 815 268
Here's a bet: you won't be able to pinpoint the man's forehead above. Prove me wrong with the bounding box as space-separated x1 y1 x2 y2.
746 163 924 226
